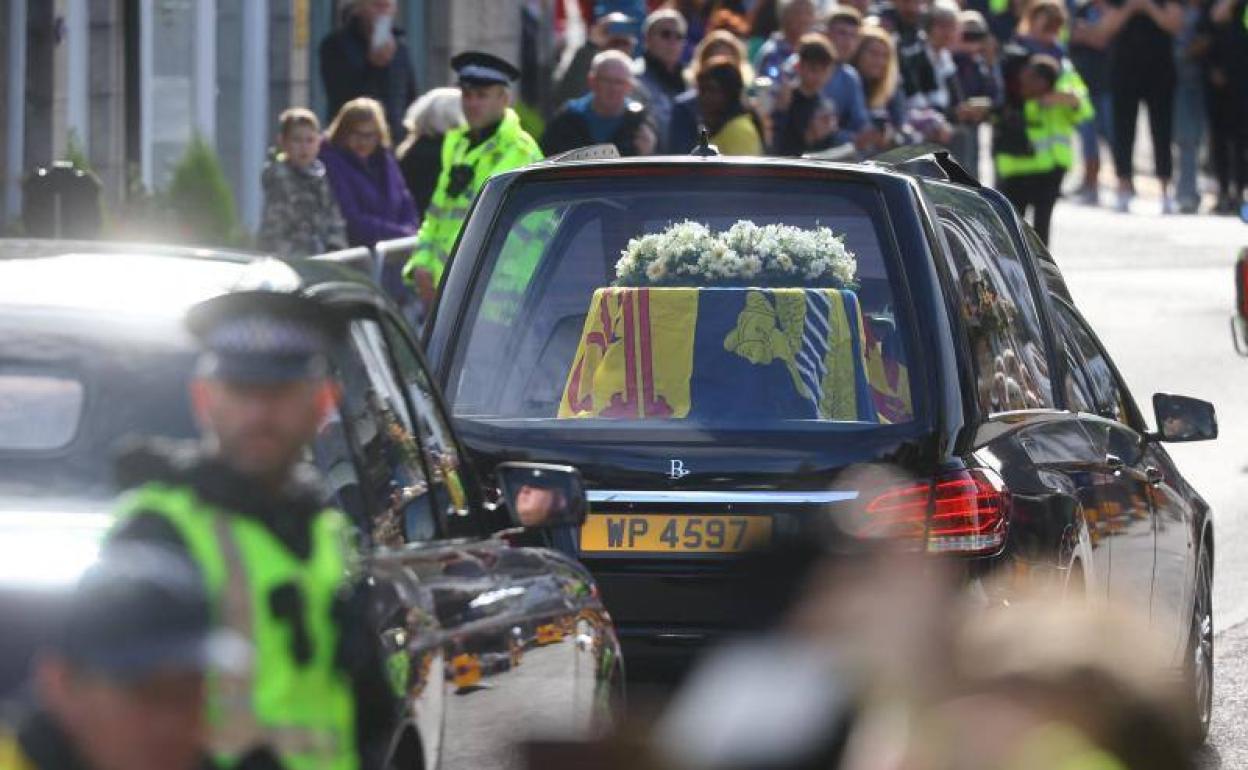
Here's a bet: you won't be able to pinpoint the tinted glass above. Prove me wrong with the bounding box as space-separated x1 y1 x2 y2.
449 174 918 439
1052 300 1133 425
380 317 471 521
926 183 1053 414
0 373 85 450
334 320 437 546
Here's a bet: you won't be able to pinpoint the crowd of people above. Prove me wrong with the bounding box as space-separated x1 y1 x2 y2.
255 0 1247 265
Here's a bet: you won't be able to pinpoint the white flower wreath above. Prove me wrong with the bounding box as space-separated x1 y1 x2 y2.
614 220 857 288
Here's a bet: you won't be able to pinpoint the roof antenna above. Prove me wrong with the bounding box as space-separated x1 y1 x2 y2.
691 128 720 157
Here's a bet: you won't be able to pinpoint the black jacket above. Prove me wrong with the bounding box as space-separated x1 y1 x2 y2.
397 134 444 219
541 101 653 157
108 440 398 770
319 17 418 144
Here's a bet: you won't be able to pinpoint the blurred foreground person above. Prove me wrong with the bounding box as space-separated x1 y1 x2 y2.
0 548 243 770
404 52 543 308
106 291 397 770
524 547 1199 770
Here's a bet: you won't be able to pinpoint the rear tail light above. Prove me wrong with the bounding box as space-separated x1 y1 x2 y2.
855 468 1009 555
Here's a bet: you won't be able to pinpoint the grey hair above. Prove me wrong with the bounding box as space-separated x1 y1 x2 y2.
929 0 961 25
590 49 635 77
778 0 817 17
643 8 688 37
402 87 465 140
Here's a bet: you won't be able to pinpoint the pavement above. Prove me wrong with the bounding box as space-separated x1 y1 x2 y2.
1048 200 1247 766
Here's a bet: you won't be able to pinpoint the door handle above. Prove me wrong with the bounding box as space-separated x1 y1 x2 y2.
1105 454 1125 474
1145 466 1164 486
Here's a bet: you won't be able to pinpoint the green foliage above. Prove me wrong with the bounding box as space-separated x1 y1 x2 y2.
64 129 91 172
164 134 241 247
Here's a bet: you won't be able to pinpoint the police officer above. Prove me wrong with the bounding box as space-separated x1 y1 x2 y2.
1 547 243 770
105 290 396 770
403 51 544 308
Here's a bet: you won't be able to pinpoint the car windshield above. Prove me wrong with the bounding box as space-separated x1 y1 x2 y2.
447 171 918 436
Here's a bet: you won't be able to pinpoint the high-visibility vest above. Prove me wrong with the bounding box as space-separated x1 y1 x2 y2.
0 732 38 770
113 484 358 770
477 209 558 325
995 68 1093 179
403 108 543 287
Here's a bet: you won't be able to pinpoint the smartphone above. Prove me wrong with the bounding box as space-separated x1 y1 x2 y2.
371 15 393 51
966 96 994 110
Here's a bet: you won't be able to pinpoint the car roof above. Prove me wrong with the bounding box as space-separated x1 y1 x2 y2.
0 239 369 323
505 145 978 187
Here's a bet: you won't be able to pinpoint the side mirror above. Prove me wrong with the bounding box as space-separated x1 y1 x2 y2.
1151 393 1217 443
496 462 588 529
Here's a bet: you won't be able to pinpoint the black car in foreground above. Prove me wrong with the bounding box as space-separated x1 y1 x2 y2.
0 241 621 770
422 149 1218 733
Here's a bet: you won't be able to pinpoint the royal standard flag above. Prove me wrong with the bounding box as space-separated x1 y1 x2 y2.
560 287 880 423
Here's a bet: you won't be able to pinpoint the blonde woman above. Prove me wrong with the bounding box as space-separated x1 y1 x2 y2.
397 87 465 217
851 26 919 155
320 96 418 247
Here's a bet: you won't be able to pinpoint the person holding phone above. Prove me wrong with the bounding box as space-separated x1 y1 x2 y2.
319 0 418 144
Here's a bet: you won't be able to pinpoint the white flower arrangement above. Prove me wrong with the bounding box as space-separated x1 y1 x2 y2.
614 220 857 288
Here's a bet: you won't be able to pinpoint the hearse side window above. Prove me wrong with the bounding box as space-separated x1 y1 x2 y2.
1051 300 1132 426
379 316 471 521
334 320 438 547
926 183 1054 414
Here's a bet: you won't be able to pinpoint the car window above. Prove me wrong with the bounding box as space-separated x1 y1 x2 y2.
449 174 920 441
1052 315 1098 414
379 316 471 522
925 183 1053 414
0 372 85 450
1051 300 1133 426
332 319 438 547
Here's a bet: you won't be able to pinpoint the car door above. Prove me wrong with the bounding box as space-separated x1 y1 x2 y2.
1051 299 1157 616
372 310 616 767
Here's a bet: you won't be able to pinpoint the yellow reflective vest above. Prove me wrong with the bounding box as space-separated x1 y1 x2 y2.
995 68 1094 179
404 108 543 287
113 484 359 770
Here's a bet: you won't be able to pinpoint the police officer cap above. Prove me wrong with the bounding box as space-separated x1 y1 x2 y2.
185 290 343 384
55 546 248 681
452 51 521 87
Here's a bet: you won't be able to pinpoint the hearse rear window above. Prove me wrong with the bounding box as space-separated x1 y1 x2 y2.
447 174 918 433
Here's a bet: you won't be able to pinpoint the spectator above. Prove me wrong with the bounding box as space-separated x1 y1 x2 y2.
1173 0 1209 213
1068 0 1117 205
825 5 865 61
900 0 963 145
1105 0 1184 214
552 12 639 112
319 0 417 144
881 0 931 57
694 57 766 155
687 28 755 83
634 9 690 153
747 0 782 61
772 35 842 156
672 0 713 63
320 97 418 248
258 108 348 258
950 11 1000 176
670 30 757 151
396 87 464 219
853 25 922 154
994 54 1092 244
753 0 819 81
1205 0 1247 214
543 50 658 156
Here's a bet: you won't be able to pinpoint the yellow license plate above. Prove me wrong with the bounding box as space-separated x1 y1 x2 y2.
579 514 773 554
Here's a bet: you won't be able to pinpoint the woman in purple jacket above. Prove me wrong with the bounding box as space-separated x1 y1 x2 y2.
320 96 418 248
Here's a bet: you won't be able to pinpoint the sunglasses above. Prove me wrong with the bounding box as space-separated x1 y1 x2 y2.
654 28 686 40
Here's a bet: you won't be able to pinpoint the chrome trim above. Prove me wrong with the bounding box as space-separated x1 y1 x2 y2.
586 490 860 504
